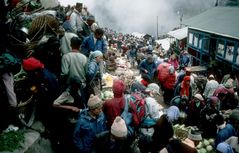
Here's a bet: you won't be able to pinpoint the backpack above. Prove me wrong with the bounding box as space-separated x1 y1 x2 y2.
0 51 22 75
127 93 146 126
121 95 134 137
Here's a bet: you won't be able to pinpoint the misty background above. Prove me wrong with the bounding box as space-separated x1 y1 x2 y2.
58 0 238 37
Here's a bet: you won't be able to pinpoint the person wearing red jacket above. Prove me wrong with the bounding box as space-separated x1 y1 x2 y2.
157 63 176 104
103 79 139 128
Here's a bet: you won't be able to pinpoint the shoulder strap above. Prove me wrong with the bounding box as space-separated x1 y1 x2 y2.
121 95 129 115
88 63 101 84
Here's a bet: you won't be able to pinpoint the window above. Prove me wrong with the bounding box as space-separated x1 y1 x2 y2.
217 40 225 57
193 34 198 47
198 36 203 49
225 42 234 62
189 33 193 44
202 37 209 52
236 47 239 64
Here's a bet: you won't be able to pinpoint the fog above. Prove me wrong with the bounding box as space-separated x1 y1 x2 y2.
59 0 216 37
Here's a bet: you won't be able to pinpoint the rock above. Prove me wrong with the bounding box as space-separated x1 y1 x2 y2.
31 121 45 133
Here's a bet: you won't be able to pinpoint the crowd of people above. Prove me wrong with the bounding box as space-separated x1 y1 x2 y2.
0 1 239 153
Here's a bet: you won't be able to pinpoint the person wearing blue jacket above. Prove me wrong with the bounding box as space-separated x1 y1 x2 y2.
214 114 236 148
73 95 107 153
81 28 107 57
86 51 103 98
139 55 157 81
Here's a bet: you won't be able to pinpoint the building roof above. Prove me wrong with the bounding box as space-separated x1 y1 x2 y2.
183 7 239 40
155 38 170 51
167 27 188 40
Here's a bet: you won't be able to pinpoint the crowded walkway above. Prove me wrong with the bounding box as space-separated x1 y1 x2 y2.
0 1 239 153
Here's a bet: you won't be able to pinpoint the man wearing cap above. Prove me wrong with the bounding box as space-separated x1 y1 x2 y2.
80 15 95 40
73 95 107 153
203 74 219 99
144 83 163 121
93 116 131 153
183 128 202 148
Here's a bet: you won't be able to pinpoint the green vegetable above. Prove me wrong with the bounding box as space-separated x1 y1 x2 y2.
101 92 105 99
103 91 113 99
199 148 207 153
196 142 203 149
0 131 24 152
203 139 210 146
206 145 213 152
208 138 214 145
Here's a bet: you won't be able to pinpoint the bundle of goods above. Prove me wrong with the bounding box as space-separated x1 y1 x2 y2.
173 124 216 153
173 124 190 140
102 73 115 88
28 14 60 41
101 90 114 101
114 58 135 90
105 59 116 71
115 58 131 69
196 139 215 153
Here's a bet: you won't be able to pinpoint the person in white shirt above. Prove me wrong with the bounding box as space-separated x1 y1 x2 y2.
203 74 219 99
69 3 84 34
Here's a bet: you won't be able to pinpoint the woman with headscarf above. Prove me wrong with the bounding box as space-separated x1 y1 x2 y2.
86 50 103 96
174 75 192 101
200 96 220 138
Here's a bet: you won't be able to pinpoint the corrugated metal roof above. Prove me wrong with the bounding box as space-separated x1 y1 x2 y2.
167 27 188 40
183 7 239 39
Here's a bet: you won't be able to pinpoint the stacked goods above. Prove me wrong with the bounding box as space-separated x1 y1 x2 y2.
102 73 115 88
106 59 116 71
173 124 216 153
101 90 114 101
173 124 190 140
196 139 215 153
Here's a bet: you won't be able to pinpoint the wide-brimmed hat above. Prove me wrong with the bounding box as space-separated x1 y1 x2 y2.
145 83 160 95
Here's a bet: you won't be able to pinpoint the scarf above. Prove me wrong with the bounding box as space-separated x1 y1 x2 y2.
217 142 234 153
180 76 190 97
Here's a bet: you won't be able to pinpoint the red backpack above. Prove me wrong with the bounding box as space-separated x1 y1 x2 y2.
127 93 146 127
